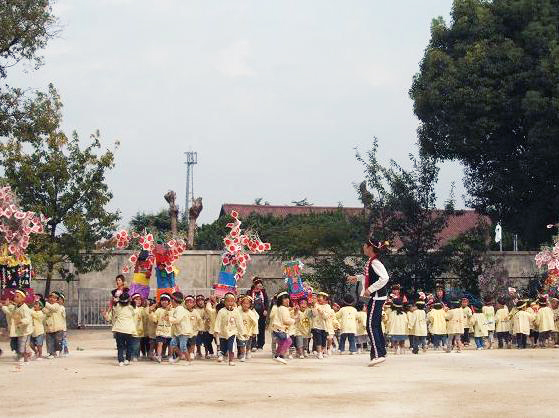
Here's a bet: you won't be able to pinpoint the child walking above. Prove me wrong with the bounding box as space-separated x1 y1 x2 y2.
214 293 244 366
103 293 135 366
336 295 358 355
355 302 369 354
310 292 333 359
150 293 173 363
388 299 408 355
482 298 495 349
513 301 531 349
409 300 428 354
270 292 296 364
470 302 488 350
495 299 511 349
43 291 65 359
293 298 312 358
535 297 555 347
427 302 447 350
446 299 465 353
30 300 46 360
238 296 259 362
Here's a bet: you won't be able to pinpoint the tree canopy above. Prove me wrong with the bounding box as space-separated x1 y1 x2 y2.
410 0 559 248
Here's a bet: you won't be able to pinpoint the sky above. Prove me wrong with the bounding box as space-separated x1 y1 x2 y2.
6 0 465 226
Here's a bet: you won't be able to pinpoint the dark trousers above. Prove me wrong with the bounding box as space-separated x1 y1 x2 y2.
411 336 426 354
115 332 132 363
257 315 266 349
516 333 527 349
202 331 214 354
140 337 150 356
461 328 470 344
496 332 510 348
366 298 387 360
339 333 356 352
129 336 141 359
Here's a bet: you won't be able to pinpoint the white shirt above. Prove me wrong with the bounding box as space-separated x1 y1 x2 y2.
356 259 389 300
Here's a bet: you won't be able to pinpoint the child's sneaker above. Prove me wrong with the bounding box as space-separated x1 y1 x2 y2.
124 360 130 365
217 355 224 363
118 362 124 367
318 352 324 359
246 352 251 360
350 351 357 355
274 356 287 364
240 356 246 363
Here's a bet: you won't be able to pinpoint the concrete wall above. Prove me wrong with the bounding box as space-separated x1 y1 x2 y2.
31 250 543 303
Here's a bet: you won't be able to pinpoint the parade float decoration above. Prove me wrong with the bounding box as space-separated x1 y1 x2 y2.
213 210 271 297
534 224 559 298
0 186 48 303
283 260 312 301
114 229 187 300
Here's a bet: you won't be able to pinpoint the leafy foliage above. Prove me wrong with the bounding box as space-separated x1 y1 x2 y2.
410 0 559 248
0 85 120 294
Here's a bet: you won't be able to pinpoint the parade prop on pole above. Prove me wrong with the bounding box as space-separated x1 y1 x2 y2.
534 224 559 298
0 186 48 303
213 210 271 297
114 230 187 301
283 260 312 301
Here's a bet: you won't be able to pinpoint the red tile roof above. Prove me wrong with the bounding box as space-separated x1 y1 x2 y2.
220 204 366 219
219 204 490 249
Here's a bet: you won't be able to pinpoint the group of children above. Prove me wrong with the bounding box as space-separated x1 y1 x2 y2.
0 289 69 363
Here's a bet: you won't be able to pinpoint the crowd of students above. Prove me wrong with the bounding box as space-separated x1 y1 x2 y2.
2 281 558 367
0 289 69 363
101 279 559 367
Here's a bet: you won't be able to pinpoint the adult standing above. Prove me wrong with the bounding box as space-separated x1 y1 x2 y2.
347 238 390 367
248 277 268 350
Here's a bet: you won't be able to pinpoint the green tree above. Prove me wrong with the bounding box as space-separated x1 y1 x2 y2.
0 85 119 295
1 0 58 135
130 209 186 234
410 0 559 248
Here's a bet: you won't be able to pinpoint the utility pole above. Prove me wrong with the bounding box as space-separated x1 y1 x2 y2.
184 151 198 223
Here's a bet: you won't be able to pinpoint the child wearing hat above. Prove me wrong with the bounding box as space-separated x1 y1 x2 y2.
409 299 428 354
9 290 33 363
270 292 297 364
387 299 408 355
149 293 174 363
310 291 333 359
214 293 244 366
446 300 465 353
0 295 17 357
57 292 69 356
494 299 511 349
293 298 312 358
460 298 473 346
168 293 193 364
103 292 135 366
237 295 259 361
30 299 46 360
512 301 532 349
427 302 447 350
470 302 489 350
43 291 65 358
129 293 145 361
336 294 358 355
535 296 555 347
482 298 496 349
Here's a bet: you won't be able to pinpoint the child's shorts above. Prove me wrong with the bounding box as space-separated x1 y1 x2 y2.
16 335 30 354
357 335 369 344
170 335 190 352
390 335 407 342
219 335 236 354
237 338 248 348
294 335 309 349
156 336 172 345
30 334 45 347
311 329 328 347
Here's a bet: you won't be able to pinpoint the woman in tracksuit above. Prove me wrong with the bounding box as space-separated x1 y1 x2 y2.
348 238 390 367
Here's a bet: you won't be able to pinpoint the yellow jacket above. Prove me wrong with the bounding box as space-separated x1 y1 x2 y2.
271 305 295 332
294 309 312 337
553 307 559 332
2 304 16 337
462 306 473 328
144 306 157 339
150 307 173 338
195 307 208 332
169 305 197 337
205 302 217 332
495 307 511 333
311 303 333 331
513 310 532 335
132 306 145 337
446 308 465 334
336 306 358 334
388 310 408 335
105 304 135 335
13 303 33 337
408 309 428 337
482 306 495 331
31 310 45 337
535 306 555 332
427 308 447 335
356 311 367 336
470 312 488 337
239 308 259 340
214 307 244 338
43 302 65 333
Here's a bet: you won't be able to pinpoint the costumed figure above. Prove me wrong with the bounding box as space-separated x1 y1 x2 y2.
347 238 390 367
283 260 312 301
213 210 271 297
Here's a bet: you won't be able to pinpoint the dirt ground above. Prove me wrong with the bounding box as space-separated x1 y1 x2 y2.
0 330 558 418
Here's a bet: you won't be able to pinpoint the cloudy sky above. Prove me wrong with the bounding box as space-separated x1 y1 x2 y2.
7 0 464 226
